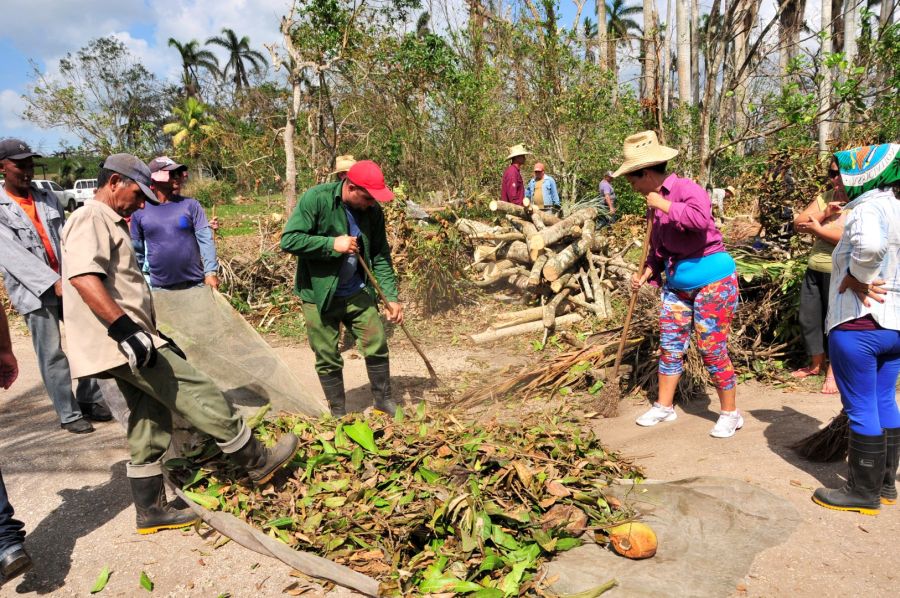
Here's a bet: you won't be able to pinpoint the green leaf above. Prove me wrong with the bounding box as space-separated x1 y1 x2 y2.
324 496 347 508
139 571 153 592
416 401 426 420
245 403 271 429
490 526 520 550
90 566 111 594
473 589 505 598
344 420 378 453
183 490 219 510
265 516 293 529
394 406 406 422
499 561 529 595
419 577 483 593
417 467 441 484
478 553 504 573
555 537 583 551
350 446 364 469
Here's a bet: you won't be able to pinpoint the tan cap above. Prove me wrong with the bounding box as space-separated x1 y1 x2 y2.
612 131 679 177
725 185 737 197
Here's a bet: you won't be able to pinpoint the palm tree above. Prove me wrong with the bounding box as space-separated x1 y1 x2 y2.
163 97 215 160
583 17 599 62
605 0 642 79
168 38 220 98
206 28 267 92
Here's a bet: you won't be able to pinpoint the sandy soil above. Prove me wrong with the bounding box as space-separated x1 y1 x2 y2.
1 322 897 597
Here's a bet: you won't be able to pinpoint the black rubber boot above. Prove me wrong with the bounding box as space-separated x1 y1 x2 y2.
0 548 32 585
813 431 884 515
229 434 299 486
130 475 199 534
882 428 900 505
365 356 398 415
318 372 347 417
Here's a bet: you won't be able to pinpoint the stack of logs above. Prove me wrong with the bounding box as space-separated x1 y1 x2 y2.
459 200 638 344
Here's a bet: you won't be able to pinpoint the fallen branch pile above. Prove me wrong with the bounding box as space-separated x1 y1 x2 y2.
458 201 637 344
173 407 641 595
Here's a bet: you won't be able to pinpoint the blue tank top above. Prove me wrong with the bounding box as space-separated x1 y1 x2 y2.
667 251 735 290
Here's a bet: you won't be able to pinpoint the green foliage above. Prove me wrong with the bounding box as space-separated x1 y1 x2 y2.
186 179 236 208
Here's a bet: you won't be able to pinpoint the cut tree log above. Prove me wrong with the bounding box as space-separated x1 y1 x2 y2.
457 218 499 236
471 313 583 344
475 241 531 265
549 273 580 293
489 200 529 217
505 215 539 237
495 305 545 323
527 254 548 288
543 288 572 328
468 232 526 242
567 293 605 317
526 207 597 258
532 209 561 226
543 236 592 281
493 304 570 329
579 269 594 301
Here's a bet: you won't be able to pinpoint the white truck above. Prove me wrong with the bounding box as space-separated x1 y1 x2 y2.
65 178 98 211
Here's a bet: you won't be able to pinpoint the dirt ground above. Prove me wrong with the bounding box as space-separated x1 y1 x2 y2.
1 323 898 597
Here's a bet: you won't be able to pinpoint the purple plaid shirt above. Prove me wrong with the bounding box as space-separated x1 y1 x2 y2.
646 173 726 286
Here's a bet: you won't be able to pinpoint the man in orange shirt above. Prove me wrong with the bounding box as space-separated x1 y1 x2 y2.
0 139 109 433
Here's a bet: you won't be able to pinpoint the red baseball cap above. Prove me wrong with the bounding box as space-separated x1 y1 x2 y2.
346 160 394 202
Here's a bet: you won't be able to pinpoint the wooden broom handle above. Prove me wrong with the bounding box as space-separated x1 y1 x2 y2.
612 215 653 378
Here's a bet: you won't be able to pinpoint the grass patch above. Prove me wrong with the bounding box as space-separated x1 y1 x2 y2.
213 194 282 237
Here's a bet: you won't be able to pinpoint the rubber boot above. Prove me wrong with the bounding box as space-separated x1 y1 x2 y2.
318 372 347 417
229 434 299 486
365 356 398 415
881 428 900 505
130 475 199 534
813 431 885 515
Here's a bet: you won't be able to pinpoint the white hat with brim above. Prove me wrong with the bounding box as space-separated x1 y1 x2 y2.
612 131 679 178
331 154 356 175
506 144 532 161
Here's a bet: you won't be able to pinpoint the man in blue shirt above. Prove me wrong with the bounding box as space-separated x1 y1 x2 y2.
130 157 219 290
525 163 560 215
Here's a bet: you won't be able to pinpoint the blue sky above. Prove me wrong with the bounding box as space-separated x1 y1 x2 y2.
0 0 803 153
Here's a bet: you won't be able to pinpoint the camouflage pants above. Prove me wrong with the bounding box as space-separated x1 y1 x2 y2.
302 291 388 376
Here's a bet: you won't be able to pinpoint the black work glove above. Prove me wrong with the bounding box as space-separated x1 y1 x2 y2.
107 315 157 373
156 330 187 361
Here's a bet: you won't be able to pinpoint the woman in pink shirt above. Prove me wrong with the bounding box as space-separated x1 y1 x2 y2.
613 131 741 438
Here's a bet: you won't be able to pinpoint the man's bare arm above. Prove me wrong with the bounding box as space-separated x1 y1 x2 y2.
69 274 126 325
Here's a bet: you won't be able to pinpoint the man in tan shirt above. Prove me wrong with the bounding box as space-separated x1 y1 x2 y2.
61 154 298 535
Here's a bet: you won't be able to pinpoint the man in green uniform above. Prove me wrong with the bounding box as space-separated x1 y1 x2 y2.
281 160 403 416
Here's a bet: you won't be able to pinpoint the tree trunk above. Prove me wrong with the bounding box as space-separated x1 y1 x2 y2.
818 0 833 154
676 0 691 104
843 0 857 67
643 0 658 104
283 78 301 215
698 0 728 184
881 0 895 32
543 236 591 281
690 0 700 106
731 0 758 155
663 0 674 114
596 0 608 68
490 199 529 217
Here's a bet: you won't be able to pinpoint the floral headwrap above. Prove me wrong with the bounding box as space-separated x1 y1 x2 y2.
833 143 900 200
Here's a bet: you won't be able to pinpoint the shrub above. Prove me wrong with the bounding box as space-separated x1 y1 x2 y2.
184 179 236 208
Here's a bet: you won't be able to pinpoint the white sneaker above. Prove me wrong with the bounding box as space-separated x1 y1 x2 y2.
636 403 677 427
710 410 744 438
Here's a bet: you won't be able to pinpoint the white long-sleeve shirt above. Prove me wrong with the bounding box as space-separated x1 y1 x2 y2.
826 188 900 332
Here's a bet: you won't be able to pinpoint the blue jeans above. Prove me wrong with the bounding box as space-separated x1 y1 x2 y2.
829 328 900 435
0 469 25 560
23 304 103 424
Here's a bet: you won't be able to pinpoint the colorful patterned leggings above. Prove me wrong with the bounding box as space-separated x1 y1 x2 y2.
658 273 739 390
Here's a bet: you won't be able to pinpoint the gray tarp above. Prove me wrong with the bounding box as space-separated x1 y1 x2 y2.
152 285 326 416
547 476 801 597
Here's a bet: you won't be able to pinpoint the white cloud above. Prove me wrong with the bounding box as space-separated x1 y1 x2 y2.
2 0 151 61
0 89 28 131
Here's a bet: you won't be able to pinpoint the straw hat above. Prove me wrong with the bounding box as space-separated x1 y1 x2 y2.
331 154 356 175
506 144 532 161
612 131 679 177
725 185 737 197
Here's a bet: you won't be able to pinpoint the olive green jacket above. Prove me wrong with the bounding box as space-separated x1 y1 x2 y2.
280 181 399 312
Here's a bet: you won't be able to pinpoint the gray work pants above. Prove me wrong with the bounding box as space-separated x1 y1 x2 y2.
23 304 102 424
